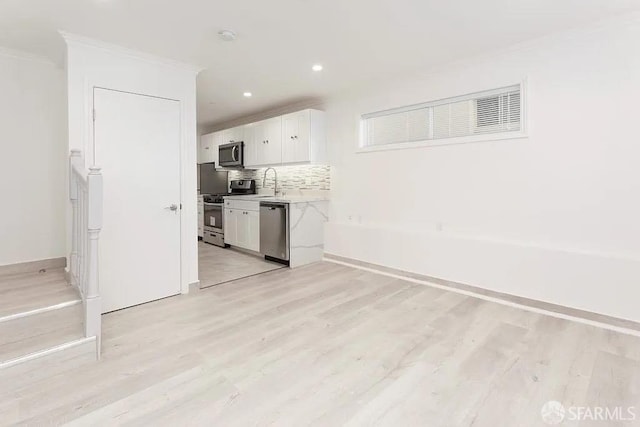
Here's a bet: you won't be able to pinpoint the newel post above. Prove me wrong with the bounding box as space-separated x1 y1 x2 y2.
85 165 103 346
69 150 82 285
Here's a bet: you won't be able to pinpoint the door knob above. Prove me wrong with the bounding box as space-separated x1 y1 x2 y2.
165 204 178 212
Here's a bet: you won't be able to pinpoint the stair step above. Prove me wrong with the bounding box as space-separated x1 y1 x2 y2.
0 268 80 318
0 337 96 401
0 303 84 363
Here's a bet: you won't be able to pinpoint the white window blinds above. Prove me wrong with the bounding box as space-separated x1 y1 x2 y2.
362 84 523 148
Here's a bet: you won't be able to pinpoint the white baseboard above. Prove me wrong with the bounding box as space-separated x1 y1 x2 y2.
186 280 200 294
325 222 640 326
324 254 640 338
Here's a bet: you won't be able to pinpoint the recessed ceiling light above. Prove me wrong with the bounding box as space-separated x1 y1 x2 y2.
243 92 252 98
312 64 323 72
218 30 237 42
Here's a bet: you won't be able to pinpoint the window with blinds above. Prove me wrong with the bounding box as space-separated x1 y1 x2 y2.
361 84 524 148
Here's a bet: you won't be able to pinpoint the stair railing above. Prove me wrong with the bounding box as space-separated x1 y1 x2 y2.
68 149 103 354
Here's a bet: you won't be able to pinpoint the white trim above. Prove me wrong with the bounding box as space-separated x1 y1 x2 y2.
187 280 200 293
59 32 202 74
0 337 97 370
324 257 640 339
0 300 82 324
357 131 528 153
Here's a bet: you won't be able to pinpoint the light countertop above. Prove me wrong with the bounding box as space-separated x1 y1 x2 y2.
223 194 329 204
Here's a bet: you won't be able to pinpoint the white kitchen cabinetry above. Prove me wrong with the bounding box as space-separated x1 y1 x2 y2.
197 196 204 238
199 131 223 165
243 124 258 167
223 200 260 252
282 109 326 164
210 108 325 168
224 207 238 245
221 126 244 145
199 133 214 164
245 117 282 167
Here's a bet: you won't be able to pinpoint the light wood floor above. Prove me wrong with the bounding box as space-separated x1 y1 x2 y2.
2 262 640 426
199 241 284 288
0 269 79 318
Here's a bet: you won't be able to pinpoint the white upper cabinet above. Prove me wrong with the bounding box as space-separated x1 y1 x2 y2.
249 117 282 167
210 108 326 168
199 133 217 164
243 123 259 168
282 109 326 164
221 126 244 145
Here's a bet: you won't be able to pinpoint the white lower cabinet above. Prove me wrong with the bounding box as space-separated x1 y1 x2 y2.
224 207 238 245
224 200 260 252
246 210 260 252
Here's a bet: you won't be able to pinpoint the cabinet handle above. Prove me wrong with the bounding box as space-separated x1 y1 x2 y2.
290 136 294 139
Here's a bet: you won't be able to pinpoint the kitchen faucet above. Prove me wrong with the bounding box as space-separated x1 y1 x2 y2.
263 167 278 196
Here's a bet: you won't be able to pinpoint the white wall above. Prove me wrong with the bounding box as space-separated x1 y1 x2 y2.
0 49 67 266
63 35 200 292
325 13 640 322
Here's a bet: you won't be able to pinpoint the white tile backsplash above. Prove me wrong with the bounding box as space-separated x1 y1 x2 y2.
229 165 331 191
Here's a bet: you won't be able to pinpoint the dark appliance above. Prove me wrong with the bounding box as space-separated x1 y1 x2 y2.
218 141 244 168
200 164 228 195
260 202 290 264
229 179 256 195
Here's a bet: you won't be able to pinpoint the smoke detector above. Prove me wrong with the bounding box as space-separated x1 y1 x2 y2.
218 30 237 42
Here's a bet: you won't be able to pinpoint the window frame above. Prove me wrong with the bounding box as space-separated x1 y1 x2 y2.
357 80 528 153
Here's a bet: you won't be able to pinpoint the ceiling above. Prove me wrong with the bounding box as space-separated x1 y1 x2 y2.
0 0 638 128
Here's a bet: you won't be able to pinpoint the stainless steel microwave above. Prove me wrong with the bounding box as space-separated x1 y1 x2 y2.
218 141 244 168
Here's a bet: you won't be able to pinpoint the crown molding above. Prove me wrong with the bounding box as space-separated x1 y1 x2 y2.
59 31 203 75
0 46 56 66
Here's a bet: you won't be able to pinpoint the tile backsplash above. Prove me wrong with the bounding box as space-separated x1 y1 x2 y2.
229 165 331 191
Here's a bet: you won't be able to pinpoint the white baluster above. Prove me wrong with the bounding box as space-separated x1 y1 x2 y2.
69 151 80 287
68 151 104 357
85 166 103 351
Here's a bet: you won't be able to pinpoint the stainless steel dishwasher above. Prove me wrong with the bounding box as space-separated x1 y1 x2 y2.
259 202 289 264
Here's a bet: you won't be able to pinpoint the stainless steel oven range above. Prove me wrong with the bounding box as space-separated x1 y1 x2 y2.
203 199 225 247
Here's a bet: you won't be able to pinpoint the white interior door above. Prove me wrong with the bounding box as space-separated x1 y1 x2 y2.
94 88 182 313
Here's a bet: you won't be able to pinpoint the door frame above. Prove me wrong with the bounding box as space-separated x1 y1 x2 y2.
90 86 187 295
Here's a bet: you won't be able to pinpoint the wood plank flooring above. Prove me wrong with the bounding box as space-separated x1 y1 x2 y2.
1 262 639 426
0 269 79 318
198 241 285 288
0 304 84 362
